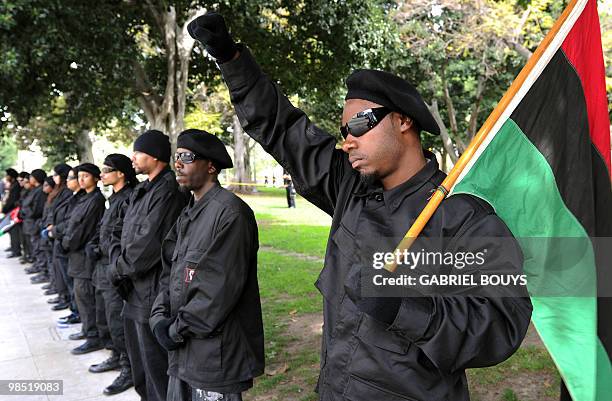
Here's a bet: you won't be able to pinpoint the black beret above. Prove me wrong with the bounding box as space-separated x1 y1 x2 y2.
77 163 101 179
177 129 233 170
53 163 72 179
19 171 30 179
31 169 46 184
345 69 440 136
133 130 171 163
104 153 138 185
5 168 18 179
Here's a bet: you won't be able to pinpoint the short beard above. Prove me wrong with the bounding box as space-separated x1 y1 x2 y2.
358 172 379 187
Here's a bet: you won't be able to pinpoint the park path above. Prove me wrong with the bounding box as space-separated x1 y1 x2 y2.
0 235 138 401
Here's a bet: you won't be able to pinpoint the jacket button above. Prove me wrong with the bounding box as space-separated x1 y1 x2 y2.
375 194 383 201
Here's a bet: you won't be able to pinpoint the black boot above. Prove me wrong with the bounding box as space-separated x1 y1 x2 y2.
41 283 52 290
71 339 104 355
30 274 49 284
43 288 58 296
103 367 134 395
89 351 120 373
24 266 41 274
51 302 70 311
68 332 86 341
47 297 61 304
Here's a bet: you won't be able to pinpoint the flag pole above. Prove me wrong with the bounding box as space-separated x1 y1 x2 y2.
384 0 581 272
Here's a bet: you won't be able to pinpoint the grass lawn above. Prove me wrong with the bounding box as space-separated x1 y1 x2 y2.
237 190 559 401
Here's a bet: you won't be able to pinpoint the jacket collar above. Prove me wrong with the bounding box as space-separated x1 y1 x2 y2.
184 182 222 221
383 149 440 212
143 165 173 192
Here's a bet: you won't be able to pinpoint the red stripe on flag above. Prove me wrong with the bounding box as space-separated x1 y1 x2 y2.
561 0 611 177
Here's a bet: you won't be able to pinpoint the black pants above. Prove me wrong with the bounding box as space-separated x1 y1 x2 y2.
94 284 111 347
53 247 75 309
124 318 169 401
20 227 32 258
74 278 97 338
167 376 243 401
30 232 45 269
95 263 127 354
9 223 22 255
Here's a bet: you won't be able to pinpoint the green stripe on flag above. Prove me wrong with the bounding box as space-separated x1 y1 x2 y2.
452 118 612 401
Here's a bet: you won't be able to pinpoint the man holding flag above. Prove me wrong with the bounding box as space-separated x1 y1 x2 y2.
188 12 533 401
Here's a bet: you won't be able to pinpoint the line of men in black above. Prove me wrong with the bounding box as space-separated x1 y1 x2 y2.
2 128 264 401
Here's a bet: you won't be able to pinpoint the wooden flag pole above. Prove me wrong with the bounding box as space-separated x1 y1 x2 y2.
384 0 581 272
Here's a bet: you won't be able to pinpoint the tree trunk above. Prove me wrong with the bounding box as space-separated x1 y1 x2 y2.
75 128 94 163
428 100 459 164
135 4 205 153
231 115 254 193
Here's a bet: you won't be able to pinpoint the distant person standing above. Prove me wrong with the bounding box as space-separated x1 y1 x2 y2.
283 170 296 208
3 168 22 258
20 170 48 277
111 130 187 401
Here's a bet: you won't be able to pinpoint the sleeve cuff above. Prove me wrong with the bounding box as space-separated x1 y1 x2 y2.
388 297 435 342
168 320 184 343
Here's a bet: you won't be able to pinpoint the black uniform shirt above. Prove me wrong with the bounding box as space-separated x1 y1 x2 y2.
151 183 263 392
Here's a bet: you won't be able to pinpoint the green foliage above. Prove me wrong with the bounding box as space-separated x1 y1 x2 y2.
0 136 18 171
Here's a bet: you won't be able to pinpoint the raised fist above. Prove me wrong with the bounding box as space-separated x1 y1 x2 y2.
188 12 237 63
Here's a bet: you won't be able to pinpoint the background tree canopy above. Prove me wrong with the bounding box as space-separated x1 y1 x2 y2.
1 0 610 176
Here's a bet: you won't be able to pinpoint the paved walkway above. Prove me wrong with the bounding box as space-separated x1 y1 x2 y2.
0 235 138 401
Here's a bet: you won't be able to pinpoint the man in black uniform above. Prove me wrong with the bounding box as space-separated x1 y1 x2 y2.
17 171 32 264
188 14 533 401
20 170 48 280
47 164 79 314
150 129 264 401
39 177 56 296
111 130 187 401
3 168 22 258
62 163 106 354
88 154 137 396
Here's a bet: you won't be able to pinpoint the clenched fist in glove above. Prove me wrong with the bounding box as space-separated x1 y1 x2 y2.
187 12 237 63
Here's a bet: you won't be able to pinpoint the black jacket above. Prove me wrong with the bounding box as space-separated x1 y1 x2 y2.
2 181 21 214
113 167 187 323
20 186 47 235
89 185 133 289
50 189 81 241
150 184 264 392
49 187 77 258
61 188 106 279
219 47 533 401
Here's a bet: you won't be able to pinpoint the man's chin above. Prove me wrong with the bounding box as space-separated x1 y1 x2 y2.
358 172 379 187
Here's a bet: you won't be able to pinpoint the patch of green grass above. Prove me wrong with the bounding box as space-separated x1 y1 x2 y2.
501 388 520 401
249 251 323 399
259 223 329 258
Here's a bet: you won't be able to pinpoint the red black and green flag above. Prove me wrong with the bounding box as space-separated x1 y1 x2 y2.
448 0 612 399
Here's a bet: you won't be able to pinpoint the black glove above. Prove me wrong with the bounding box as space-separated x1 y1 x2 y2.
187 12 237 63
344 268 402 326
114 277 133 301
85 243 101 262
153 317 182 351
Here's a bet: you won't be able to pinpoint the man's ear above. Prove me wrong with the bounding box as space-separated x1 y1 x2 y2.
208 161 217 175
399 115 415 134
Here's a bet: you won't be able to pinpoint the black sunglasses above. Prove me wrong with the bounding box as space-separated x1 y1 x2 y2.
340 107 392 139
174 151 202 164
101 167 116 174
